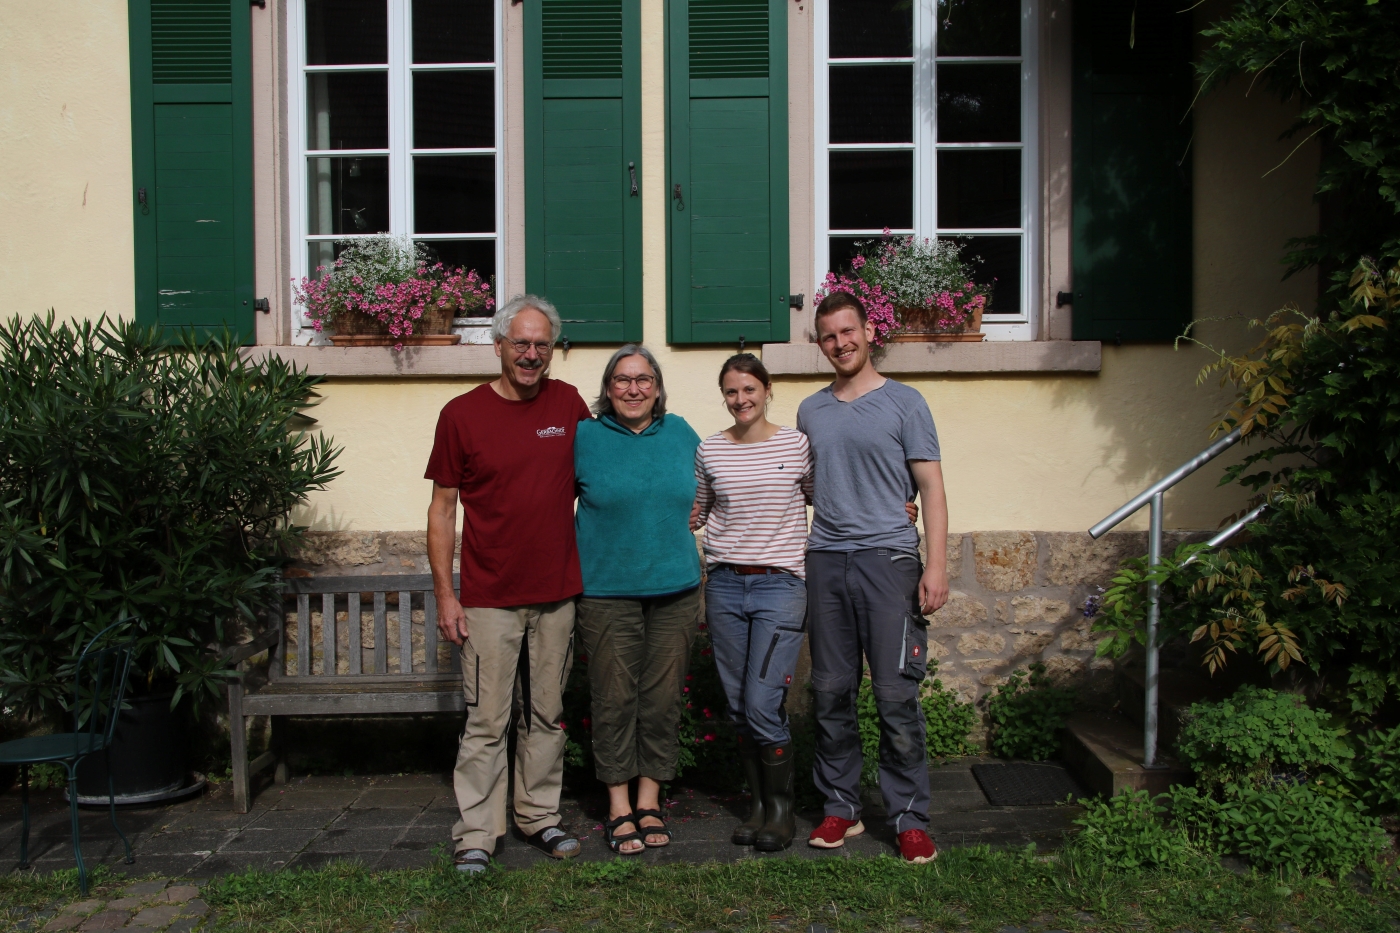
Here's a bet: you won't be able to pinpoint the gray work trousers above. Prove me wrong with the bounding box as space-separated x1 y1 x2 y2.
806 548 931 832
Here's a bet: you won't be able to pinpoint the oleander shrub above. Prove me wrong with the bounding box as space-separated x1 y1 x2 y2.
985 664 1077 761
0 315 340 721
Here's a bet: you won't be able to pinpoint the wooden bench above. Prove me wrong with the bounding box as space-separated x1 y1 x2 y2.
225 573 464 812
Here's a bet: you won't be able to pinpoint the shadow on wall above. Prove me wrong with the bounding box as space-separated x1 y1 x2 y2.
1044 59 1319 531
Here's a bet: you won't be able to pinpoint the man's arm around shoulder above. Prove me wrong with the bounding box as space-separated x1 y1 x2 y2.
909 460 949 615
428 482 469 644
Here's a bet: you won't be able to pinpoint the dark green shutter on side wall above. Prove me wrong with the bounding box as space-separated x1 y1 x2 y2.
667 0 788 344
129 0 255 342
525 0 643 343
1071 0 1192 342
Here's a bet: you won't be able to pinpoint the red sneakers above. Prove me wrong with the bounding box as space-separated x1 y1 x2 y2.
897 828 938 864
807 816 865 848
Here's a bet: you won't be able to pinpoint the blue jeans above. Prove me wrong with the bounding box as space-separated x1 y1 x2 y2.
705 566 807 746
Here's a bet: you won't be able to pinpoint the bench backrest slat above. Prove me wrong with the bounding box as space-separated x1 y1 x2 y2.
275 575 462 682
347 592 362 675
373 591 388 674
297 594 311 677
424 593 438 674
398 590 412 676
322 593 336 677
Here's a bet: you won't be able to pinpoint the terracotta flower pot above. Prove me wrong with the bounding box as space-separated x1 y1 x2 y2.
329 333 462 347
328 303 458 339
891 304 985 342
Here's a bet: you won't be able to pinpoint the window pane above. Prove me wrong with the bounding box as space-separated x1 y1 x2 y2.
830 150 913 230
413 0 494 63
936 0 1020 57
830 0 911 58
937 149 1019 228
305 73 387 150
944 235 1020 313
413 72 494 149
936 63 1019 142
830 65 912 144
306 0 387 65
414 155 495 233
828 235 894 276
307 156 390 235
418 240 496 286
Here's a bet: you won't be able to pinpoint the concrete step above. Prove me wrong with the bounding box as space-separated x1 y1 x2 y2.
1115 665 1230 753
1063 710 1194 798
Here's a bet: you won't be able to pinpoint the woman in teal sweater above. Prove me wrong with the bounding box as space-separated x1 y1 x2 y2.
574 344 701 854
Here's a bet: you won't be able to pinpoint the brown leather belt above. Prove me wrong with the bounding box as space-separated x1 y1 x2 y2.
725 564 785 576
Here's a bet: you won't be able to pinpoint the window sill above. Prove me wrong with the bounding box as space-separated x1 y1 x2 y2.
760 340 1102 375
242 344 501 377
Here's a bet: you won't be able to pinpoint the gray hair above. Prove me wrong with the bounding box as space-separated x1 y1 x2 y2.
492 294 562 343
594 344 668 419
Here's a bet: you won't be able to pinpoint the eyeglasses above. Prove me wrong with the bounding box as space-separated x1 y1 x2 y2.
610 374 656 391
504 339 554 355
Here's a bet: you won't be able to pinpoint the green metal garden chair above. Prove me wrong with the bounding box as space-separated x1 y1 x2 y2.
0 622 136 894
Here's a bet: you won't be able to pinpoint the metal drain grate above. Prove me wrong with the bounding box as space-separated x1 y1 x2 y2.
971 763 1085 806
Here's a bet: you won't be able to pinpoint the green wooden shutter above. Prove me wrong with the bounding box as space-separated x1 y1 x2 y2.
129 0 255 342
524 0 643 343
666 0 788 344
1071 0 1193 342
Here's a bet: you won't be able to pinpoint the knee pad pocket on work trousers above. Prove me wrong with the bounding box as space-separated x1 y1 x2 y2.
813 689 861 757
875 697 927 770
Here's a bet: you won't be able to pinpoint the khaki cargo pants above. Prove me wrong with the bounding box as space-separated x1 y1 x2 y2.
450 600 575 854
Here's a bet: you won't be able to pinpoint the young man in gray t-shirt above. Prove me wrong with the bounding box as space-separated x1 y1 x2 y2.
795 291 950 864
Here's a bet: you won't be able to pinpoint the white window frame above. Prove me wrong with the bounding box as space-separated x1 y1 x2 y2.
813 0 1039 340
287 0 505 344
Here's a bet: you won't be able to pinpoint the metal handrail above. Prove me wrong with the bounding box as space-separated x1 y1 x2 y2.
1088 426 1244 769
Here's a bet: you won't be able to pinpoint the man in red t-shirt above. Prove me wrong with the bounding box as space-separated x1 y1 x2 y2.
425 295 592 873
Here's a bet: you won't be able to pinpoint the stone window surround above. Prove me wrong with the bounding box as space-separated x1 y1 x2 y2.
245 0 1099 377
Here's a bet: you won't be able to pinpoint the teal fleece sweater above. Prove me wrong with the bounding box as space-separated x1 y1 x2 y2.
574 413 702 597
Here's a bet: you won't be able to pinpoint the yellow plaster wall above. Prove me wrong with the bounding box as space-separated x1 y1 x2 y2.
2 0 1318 535
0 1 135 322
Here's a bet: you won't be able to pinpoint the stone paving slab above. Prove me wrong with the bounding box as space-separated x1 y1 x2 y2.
0 758 1081 892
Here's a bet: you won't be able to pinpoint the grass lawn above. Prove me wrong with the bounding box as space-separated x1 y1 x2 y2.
1 847 1396 933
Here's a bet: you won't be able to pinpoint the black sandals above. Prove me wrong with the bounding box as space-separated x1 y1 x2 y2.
525 825 581 859
605 813 644 854
632 808 673 848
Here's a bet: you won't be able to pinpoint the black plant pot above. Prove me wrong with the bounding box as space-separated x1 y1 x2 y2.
75 693 187 798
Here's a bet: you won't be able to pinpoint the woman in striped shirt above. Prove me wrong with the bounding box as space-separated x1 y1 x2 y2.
692 353 812 851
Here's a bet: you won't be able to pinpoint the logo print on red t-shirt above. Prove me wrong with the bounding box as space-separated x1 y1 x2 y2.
536 426 567 438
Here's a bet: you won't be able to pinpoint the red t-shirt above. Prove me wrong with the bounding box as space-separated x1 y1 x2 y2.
424 379 592 608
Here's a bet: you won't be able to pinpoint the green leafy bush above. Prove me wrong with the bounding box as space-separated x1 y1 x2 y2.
0 315 341 719
1069 789 1194 873
1351 725 1400 816
1168 782 1386 879
1176 686 1352 790
985 664 1077 761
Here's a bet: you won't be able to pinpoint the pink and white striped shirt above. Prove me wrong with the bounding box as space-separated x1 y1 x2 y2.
693 426 814 578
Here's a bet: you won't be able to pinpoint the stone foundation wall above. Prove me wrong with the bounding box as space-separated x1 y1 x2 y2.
290 529 1204 739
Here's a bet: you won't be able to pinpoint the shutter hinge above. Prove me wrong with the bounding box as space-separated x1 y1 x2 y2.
251 0 266 8
254 298 271 314
789 293 804 310
1056 291 1073 307
512 0 523 6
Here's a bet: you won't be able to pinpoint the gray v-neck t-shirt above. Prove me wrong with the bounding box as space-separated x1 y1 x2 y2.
796 379 941 553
